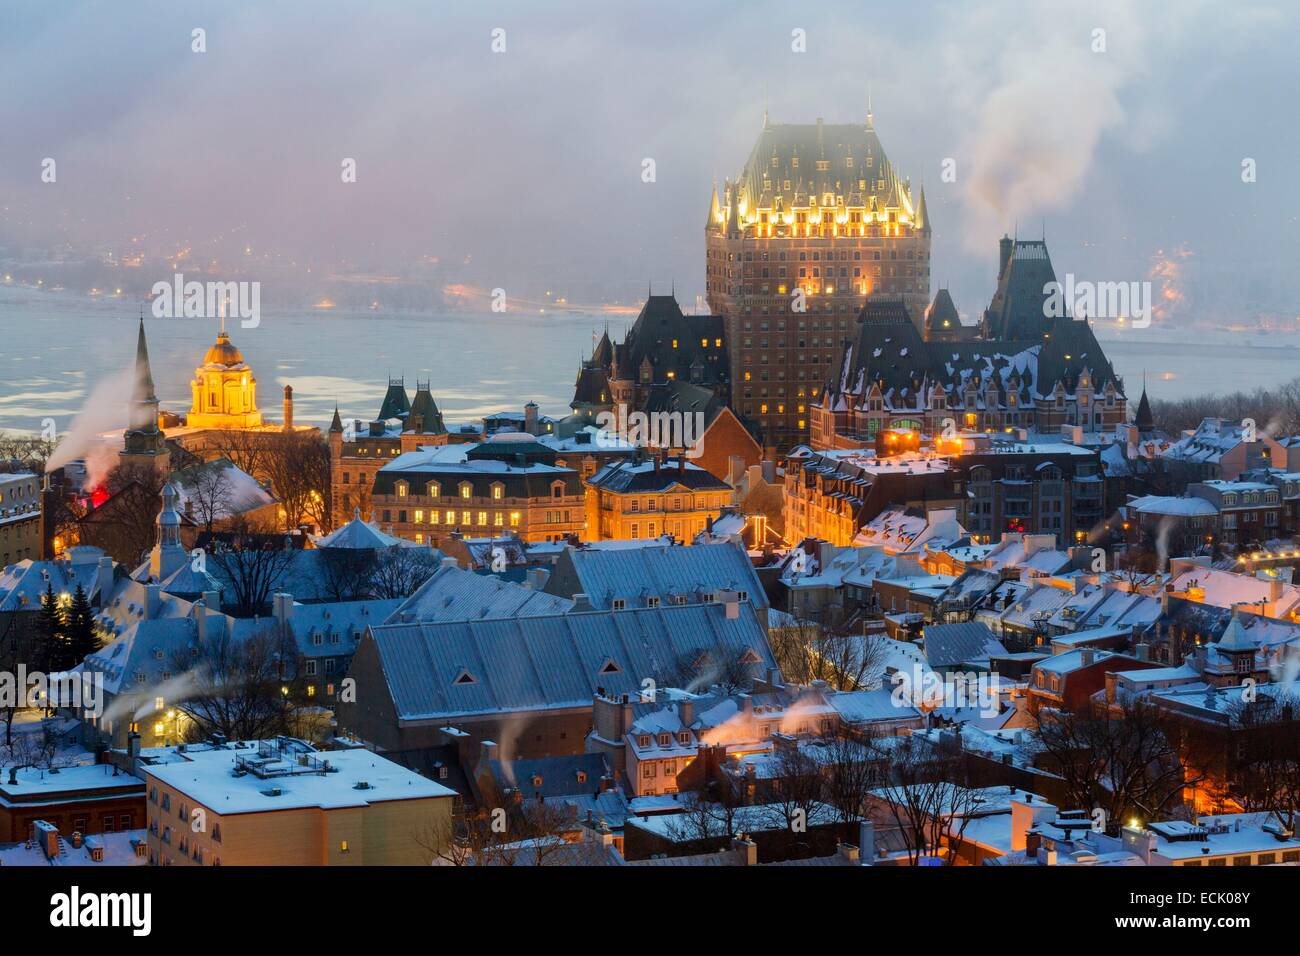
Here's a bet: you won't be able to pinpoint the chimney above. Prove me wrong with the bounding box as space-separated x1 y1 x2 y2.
678 698 693 727
144 583 162 620
127 730 141 761
34 821 59 860
858 820 876 864
1135 642 1150 661
441 555 459 570
525 567 550 591
572 593 593 612
283 384 294 430
524 401 539 435
94 556 114 606
273 592 293 628
732 835 759 866
838 842 861 864
479 740 498 768
1080 648 1095 668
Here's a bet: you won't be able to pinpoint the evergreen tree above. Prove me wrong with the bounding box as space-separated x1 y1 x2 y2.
63 584 101 667
36 582 66 672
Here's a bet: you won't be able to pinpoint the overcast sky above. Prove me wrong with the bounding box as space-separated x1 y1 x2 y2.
1 0 1296 326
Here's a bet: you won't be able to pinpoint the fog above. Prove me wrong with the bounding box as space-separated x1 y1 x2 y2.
0 0 1295 325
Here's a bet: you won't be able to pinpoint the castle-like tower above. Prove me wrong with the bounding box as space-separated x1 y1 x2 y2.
187 317 263 430
120 316 170 472
705 103 931 452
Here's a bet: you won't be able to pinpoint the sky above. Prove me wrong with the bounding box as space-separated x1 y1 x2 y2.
0 0 1296 326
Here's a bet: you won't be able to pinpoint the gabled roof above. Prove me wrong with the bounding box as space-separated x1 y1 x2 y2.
365 602 777 722
588 457 730 494
923 621 1007 668
546 541 767 610
313 510 416 549
387 564 573 624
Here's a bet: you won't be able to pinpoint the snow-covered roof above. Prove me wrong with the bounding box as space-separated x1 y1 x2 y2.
139 741 455 814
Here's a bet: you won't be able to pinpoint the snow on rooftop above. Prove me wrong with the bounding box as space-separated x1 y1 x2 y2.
140 742 455 813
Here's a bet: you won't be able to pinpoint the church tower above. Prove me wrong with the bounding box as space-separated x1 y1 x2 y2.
187 307 263 429
120 316 170 472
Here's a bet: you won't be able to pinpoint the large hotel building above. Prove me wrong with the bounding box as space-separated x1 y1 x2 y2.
705 108 931 452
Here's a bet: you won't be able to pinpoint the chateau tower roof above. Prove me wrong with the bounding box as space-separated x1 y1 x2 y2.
377 378 411 422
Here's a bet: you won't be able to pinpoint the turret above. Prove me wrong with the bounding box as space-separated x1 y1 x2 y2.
150 482 187 582
283 384 294 431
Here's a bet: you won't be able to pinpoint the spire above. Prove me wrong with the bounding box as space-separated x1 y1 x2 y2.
866 82 873 129
915 184 931 234
707 183 721 232
1134 377 1155 432
330 405 343 433
134 314 157 405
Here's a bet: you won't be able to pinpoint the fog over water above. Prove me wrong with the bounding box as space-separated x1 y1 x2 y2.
1 1 1297 437
0 290 1294 437
0 0 1297 327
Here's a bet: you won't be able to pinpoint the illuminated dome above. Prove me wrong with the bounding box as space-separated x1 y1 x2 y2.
203 331 245 367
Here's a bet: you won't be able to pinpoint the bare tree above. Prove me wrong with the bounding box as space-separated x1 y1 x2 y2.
204 525 297 616
769 618 889 690
369 546 439 600
317 548 378 602
1223 690 1300 829
1030 695 1206 830
867 733 982 865
821 725 885 824
186 463 235 534
170 626 301 742
0 432 56 473
79 463 167 566
264 431 331 531
417 799 588 866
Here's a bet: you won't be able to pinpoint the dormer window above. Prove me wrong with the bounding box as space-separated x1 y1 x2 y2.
678 732 690 745
658 733 671 747
453 670 477 685
395 481 408 498
638 734 650 748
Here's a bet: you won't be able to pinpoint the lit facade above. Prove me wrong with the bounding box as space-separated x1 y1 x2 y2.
0 472 41 565
370 433 585 546
187 328 263 429
584 454 734 543
810 240 1129 452
706 110 931 452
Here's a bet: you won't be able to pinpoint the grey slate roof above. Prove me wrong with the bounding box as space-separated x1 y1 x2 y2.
386 564 573 624
545 541 768 610
923 621 1008 669
367 602 777 721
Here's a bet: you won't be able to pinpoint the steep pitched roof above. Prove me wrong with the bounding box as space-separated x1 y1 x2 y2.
547 541 767 610
365 602 777 721
388 564 573 623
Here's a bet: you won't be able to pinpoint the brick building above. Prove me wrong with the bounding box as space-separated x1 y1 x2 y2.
705 109 931 452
